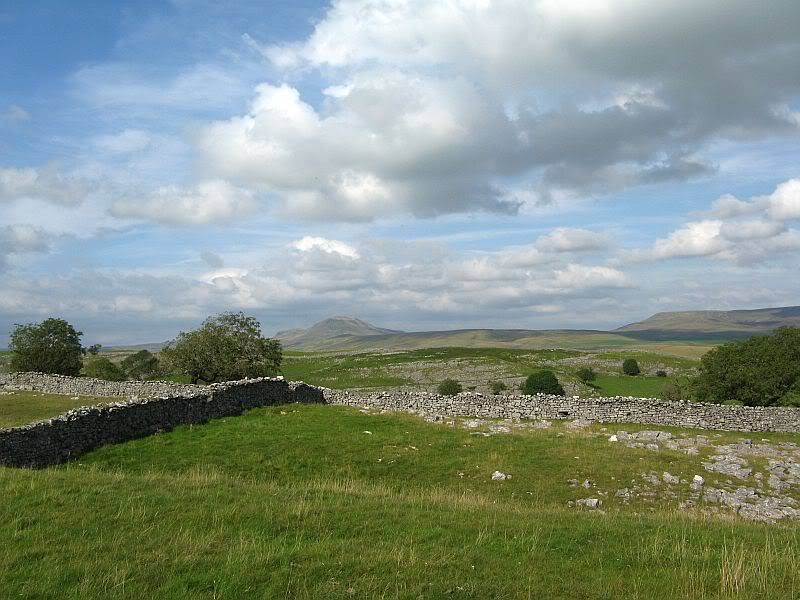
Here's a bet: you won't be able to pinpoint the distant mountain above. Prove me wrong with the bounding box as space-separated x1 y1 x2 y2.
616 305 800 340
276 316 404 350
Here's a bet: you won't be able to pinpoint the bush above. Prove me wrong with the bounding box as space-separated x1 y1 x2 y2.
661 381 685 403
656 370 668 377
694 327 800 407
521 370 565 396
622 358 641 376
82 357 126 381
9 318 86 376
489 381 508 395
576 367 596 384
121 350 160 380
437 378 463 396
161 312 282 384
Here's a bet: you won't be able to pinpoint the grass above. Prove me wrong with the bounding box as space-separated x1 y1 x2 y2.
0 391 115 429
591 375 670 398
281 347 698 398
1 403 798 598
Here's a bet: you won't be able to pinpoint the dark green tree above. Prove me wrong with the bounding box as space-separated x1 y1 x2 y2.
576 367 596 384
521 370 565 396
160 312 282 384
437 378 463 396
121 350 160 380
9 318 86 375
622 358 641 376
82 357 126 381
694 327 800 406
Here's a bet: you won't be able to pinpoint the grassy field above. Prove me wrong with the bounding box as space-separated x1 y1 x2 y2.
0 391 115 429
281 347 699 397
1 403 798 598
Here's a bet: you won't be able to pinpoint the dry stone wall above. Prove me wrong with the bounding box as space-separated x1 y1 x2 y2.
0 375 324 468
326 389 800 433
0 371 204 398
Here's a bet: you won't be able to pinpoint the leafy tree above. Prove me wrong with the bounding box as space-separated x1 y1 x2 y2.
622 358 641 376
661 380 687 403
161 312 282 384
121 350 160 380
694 327 800 407
437 378 463 396
521 370 565 396
576 367 596 384
9 318 86 375
655 370 668 377
86 344 102 356
82 357 126 381
489 380 508 395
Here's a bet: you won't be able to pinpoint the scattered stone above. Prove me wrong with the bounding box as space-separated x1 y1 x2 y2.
691 475 705 491
491 471 511 481
662 472 679 485
608 434 618 442
576 498 602 509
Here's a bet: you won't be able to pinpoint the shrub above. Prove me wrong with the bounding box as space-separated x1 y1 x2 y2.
82 357 126 381
622 358 641 376
694 327 800 407
489 380 508 395
9 318 86 376
520 370 565 396
655 370 668 377
661 381 685 403
161 312 282 384
576 367 596 384
121 350 160 380
437 378 462 396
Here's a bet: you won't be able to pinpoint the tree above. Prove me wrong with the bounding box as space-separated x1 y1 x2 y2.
576 367 596 384
82 357 126 381
521 370 565 396
121 350 160 380
489 380 508 395
694 327 800 407
9 318 85 375
160 312 282 384
622 358 641 376
437 378 463 396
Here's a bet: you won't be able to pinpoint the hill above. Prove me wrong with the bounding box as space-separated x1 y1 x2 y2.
275 316 403 349
617 305 800 340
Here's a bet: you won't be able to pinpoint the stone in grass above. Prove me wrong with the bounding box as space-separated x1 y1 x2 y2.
576 498 602 509
608 434 618 442
662 472 680 485
491 470 511 481
690 475 705 491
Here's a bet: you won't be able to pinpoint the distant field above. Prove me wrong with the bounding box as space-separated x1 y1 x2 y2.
0 391 114 429
1 404 798 598
282 347 699 397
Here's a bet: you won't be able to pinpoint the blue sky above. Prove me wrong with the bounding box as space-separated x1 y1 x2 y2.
1 0 800 345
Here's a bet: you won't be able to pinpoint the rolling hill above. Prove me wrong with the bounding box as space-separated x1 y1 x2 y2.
277 306 800 353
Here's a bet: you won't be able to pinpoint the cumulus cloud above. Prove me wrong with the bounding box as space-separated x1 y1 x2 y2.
109 179 257 225
0 165 89 206
0 225 51 271
209 0 800 219
291 236 360 259
649 178 800 264
535 228 610 252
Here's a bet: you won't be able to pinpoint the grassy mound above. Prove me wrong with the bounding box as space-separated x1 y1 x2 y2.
1 404 798 598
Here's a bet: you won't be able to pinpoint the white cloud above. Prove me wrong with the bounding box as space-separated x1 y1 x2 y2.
552 264 629 291
536 227 610 252
652 220 726 259
291 236 360 259
767 178 800 221
0 165 89 206
109 179 257 225
0 225 51 271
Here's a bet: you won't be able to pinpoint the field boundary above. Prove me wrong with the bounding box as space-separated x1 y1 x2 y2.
327 389 800 433
0 375 324 468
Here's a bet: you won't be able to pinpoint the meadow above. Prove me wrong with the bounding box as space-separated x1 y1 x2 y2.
2 402 799 598
280 347 698 397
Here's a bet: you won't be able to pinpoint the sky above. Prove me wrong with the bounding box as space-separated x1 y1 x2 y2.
1 0 800 345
